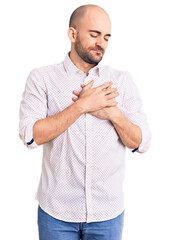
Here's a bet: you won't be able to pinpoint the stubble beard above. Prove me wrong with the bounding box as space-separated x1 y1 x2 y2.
75 36 104 65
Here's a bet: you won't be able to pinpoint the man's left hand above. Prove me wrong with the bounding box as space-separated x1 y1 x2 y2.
72 83 120 121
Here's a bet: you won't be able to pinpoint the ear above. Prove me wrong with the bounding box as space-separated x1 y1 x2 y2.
67 27 77 43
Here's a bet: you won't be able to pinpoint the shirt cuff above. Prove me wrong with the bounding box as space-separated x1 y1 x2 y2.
132 147 139 153
19 119 39 149
137 124 151 153
26 138 39 149
27 138 34 145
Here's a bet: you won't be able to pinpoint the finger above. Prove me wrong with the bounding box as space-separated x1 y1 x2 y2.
72 90 80 96
107 100 118 107
106 92 119 100
104 88 118 95
106 84 113 89
81 83 85 88
72 97 78 101
83 80 94 89
97 81 113 91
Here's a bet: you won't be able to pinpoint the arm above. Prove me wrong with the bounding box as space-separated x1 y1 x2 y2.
19 69 116 148
19 69 85 147
33 100 84 145
72 72 151 153
109 107 142 149
19 69 84 147
72 82 141 149
117 72 151 153
34 80 116 145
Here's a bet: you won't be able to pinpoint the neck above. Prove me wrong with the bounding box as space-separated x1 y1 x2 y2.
69 50 96 76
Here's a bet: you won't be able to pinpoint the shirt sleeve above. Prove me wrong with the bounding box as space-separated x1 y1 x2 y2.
19 68 47 149
120 71 152 153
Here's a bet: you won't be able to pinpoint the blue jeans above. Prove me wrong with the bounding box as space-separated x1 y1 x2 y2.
37 205 124 240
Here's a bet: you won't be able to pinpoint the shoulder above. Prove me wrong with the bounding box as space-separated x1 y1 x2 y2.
27 61 64 87
100 64 133 87
30 62 63 77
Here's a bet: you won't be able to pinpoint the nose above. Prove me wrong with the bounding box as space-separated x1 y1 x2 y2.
96 36 105 49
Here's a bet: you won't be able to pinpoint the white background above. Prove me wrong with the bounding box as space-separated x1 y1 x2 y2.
0 0 170 239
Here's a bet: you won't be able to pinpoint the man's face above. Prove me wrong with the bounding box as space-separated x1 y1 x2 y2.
74 10 111 65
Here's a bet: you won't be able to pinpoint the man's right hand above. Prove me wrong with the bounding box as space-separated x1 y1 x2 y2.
72 80 119 113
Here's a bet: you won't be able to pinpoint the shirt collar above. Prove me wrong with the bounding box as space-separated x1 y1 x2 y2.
63 52 101 77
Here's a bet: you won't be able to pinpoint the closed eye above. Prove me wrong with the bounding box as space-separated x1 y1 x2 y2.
90 34 98 38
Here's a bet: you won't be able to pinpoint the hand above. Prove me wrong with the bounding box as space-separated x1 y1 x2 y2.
89 106 117 120
72 81 119 119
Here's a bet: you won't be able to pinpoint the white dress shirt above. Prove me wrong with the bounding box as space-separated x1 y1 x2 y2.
19 53 151 223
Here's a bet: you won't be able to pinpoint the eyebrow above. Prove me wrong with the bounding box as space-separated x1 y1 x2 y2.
89 30 111 37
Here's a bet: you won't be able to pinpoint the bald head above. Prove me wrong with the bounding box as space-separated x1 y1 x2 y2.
68 4 111 68
69 4 110 29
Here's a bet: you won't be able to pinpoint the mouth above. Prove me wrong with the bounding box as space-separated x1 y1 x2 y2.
93 49 103 55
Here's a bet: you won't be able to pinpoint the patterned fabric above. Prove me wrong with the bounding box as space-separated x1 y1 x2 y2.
19 53 151 223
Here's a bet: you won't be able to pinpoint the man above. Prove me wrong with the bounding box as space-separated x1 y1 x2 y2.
19 4 151 240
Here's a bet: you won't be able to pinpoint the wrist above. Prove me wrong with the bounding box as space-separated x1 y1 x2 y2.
110 107 124 124
74 98 87 114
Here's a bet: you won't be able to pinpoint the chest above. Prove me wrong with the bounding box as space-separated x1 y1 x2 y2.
45 71 122 117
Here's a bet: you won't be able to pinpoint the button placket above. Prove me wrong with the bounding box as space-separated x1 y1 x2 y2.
85 113 94 222
83 75 92 85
